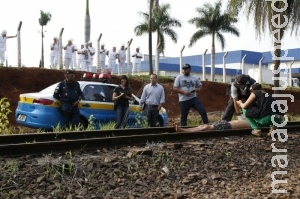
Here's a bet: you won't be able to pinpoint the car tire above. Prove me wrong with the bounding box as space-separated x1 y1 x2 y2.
79 117 88 130
155 117 163 127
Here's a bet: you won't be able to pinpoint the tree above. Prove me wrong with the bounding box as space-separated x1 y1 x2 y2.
227 0 300 93
39 10 52 68
85 0 91 43
134 2 181 75
188 0 239 81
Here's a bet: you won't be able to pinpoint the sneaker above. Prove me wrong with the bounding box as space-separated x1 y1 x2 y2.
268 126 276 137
251 129 262 137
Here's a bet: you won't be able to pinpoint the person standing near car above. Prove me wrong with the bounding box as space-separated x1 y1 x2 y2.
140 74 165 127
112 75 133 129
53 70 84 129
173 63 209 126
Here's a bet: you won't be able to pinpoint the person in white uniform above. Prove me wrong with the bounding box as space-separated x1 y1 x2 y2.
77 43 85 70
50 36 59 69
82 43 91 71
108 46 117 75
99 43 108 73
0 30 17 66
132 47 143 76
71 43 78 70
63 38 75 69
117 44 127 76
88 41 95 70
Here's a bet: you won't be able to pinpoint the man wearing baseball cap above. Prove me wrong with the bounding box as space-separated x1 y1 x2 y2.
0 30 17 66
53 70 83 129
173 63 209 126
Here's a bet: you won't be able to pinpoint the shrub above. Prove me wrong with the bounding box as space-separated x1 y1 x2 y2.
0 97 11 132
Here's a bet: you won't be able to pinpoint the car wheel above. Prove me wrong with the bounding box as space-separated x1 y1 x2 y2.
79 117 88 130
155 117 163 127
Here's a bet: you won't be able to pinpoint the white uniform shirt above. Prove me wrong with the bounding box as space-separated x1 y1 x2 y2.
117 49 126 61
100 49 108 61
108 51 117 62
82 48 91 62
64 45 74 59
0 36 7 51
72 44 77 55
89 46 96 58
77 48 85 60
132 51 143 64
50 43 59 56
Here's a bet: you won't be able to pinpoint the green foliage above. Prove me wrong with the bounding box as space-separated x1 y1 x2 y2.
99 122 116 130
134 111 148 128
0 98 11 133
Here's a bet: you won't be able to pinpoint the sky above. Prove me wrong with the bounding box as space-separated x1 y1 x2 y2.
1 0 300 67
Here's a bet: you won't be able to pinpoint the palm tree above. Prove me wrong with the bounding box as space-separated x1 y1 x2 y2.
227 0 300 93
85 0 91 43
39 10 52 68
134 3 181 75
188 0 239 81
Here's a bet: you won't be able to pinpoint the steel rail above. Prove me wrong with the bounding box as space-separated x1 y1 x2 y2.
0 124 299 156
1 121 300 145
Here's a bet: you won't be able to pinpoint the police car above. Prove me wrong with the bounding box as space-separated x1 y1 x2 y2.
15 73 168 130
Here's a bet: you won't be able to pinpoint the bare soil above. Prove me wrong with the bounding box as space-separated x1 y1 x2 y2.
1 67 300 128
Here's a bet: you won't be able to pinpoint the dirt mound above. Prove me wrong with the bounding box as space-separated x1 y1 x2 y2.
0 67 299 128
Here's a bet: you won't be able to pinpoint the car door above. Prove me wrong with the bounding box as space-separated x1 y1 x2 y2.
80 84 115 126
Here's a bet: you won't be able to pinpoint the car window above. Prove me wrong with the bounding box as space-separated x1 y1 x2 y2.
40 83 59 93
107 85 117 102
83 84 112 102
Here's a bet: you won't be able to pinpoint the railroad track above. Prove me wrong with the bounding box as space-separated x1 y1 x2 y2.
1 122 299 156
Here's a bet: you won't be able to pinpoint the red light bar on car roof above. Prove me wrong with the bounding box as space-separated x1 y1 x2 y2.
82 72 111 82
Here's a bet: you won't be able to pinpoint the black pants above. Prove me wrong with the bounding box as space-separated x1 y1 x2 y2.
179 97 209 126
144 105 159 127
222 97 235 121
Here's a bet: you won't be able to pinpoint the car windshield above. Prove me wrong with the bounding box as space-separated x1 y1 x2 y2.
39 83 59 94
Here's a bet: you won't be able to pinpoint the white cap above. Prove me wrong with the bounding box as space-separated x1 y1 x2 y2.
68 38 73 42
1 30 7 35
53 36 58 40
88 41 92 44
101 43 105 46
121 44 125 46
112 46 116 48
137 46 140 49
81 43 85 46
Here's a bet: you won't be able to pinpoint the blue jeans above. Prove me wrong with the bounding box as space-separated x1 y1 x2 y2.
114 105 129 129
179 97 209 126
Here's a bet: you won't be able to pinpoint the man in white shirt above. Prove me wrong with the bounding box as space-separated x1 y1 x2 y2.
108 46 117 75
132 47 143 76
117 44 127 76
82 43 91 72
71 43 78 70
88 41 95 70
63 38 75 69
99 43 108 73
77 43 85 70
50 36 59 69
0 30 17 66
